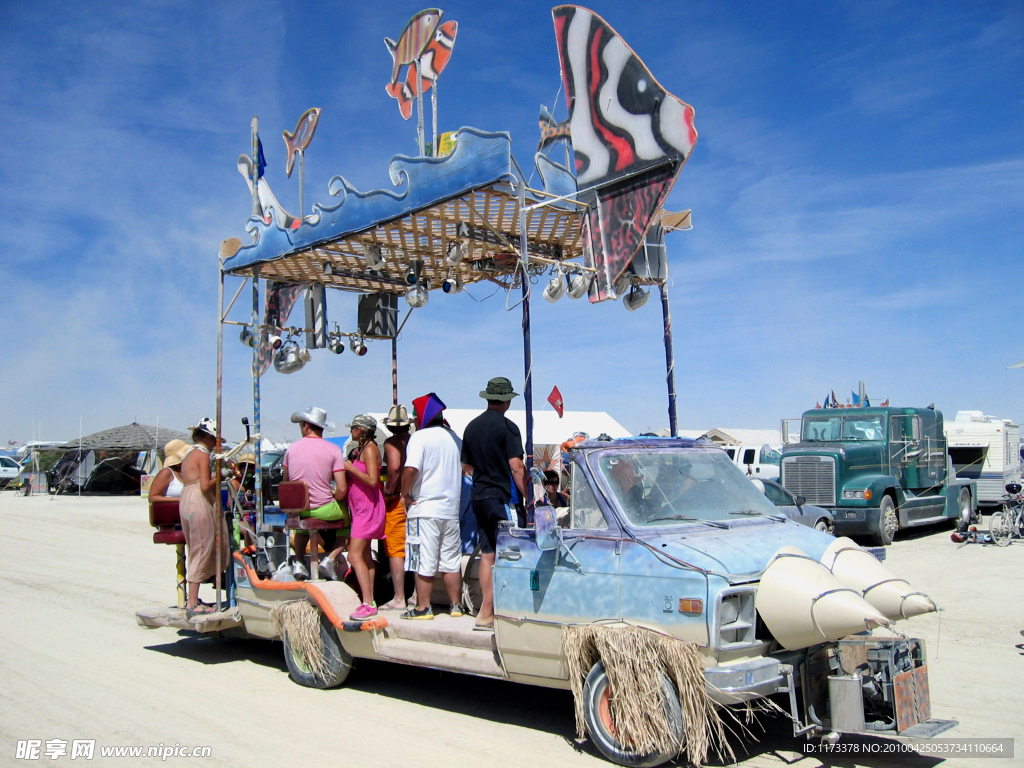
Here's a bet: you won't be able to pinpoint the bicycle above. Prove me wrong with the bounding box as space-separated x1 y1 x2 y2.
989 482 1023 546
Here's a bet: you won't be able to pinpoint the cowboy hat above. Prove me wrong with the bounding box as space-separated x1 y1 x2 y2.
383 404 412 428
290 406 333 431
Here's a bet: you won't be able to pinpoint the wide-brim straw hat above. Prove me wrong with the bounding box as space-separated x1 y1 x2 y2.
234 451 257 465
290 406 333 431
479 376 518 401
384 404 412 428
163 439 190 468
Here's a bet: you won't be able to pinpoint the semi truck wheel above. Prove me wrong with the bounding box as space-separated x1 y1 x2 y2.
871 496 898 546
283 611 353 689
582 661 682 768
956 489 972 532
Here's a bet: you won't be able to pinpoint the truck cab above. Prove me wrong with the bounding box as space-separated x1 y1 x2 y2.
781 407 976 545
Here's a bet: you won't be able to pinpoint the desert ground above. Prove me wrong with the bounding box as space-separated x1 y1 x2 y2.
0 493 1020 767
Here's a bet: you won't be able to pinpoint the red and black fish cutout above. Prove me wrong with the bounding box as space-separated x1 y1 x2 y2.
552 6 697 301
386 19 458 120
283 107 321 177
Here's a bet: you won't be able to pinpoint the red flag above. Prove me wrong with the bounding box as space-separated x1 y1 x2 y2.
547 385 564 418
880 398 889 407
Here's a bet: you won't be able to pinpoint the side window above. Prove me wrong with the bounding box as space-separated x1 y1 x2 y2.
741 449 756 465
570 464 608 530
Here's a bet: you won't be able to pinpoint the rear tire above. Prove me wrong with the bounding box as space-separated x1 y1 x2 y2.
582 661 682 768
870 496 897 546
989 508 1013 547
282 610 353 689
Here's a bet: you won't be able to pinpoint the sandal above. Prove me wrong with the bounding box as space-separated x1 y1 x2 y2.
186 604 217 619
473 619 494 632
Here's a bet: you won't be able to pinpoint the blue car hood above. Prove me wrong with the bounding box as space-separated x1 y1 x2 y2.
640 519 835 579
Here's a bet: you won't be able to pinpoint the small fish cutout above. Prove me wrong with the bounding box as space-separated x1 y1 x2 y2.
283 107 321 178
385 9 442 87
385 20 458 120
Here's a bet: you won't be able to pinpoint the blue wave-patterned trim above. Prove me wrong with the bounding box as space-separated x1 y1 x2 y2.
222 127 515 273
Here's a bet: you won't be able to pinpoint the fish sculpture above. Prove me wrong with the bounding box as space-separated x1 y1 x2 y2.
385 19 458 120
283 107 321 177
537 106 571 151
237 154 301 231
385 8 442 87
551 6 697 302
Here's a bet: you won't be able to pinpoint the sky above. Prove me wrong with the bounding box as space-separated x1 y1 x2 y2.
1 0 1022 446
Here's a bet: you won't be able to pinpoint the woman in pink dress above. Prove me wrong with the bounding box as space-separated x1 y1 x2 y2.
342 414 386 620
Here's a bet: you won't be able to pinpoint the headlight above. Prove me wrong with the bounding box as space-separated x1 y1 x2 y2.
842 489 872 500
720 595 740 625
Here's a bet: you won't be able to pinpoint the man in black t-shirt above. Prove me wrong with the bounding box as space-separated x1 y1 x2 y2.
461 376 527 630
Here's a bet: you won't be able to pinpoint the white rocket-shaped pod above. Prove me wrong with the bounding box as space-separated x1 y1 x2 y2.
819 537 937 620
755 546 891 651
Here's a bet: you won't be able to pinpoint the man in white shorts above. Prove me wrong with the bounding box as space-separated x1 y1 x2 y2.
400 392 464 620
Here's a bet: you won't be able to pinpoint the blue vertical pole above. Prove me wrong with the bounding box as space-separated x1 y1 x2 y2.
519 181 534 506
659 280 678 437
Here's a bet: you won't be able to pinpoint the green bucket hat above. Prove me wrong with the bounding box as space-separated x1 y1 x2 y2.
480 376 519 402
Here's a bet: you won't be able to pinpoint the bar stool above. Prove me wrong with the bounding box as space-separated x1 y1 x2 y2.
149 500 187 607
277 481 348 580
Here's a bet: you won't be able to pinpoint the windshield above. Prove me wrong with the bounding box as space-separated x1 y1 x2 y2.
260 451 283 468
802 414 885 442
593 448 780 526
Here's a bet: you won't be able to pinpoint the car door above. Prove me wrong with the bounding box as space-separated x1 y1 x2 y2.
493 460 621 680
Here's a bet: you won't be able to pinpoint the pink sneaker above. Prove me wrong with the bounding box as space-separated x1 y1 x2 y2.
350 603 378 621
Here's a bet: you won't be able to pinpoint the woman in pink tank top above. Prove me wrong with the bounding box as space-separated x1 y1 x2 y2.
343 415 386 620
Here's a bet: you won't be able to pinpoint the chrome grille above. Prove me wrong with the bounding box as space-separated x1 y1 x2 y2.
782 456 836 505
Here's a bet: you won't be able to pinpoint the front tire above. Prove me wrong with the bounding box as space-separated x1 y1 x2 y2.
870 496 897 546
814 518 833 535
989 508 1013 547
956 489 972 532
282 610 353 689
582 661 682 768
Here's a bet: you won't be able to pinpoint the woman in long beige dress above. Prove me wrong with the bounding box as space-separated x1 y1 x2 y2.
178 418 230 616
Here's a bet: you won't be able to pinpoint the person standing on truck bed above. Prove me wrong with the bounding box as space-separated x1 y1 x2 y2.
381 404 413 610
401 393 465 620
461 377 527 631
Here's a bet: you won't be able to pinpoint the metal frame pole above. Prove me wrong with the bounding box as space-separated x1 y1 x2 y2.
659 280 678 437
214 266 225 610
252 269 263 527
392 336 399 406
519 181 534 506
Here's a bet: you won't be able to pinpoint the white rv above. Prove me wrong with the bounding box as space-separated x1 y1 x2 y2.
944 411 1021 506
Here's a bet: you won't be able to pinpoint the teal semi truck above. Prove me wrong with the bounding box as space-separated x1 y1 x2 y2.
780 406 977 545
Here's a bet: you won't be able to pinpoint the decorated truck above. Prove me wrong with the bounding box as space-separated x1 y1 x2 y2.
139 437 955 767
781 406 977 545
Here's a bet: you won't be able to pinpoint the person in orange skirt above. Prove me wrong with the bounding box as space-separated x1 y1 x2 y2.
381 404 413 610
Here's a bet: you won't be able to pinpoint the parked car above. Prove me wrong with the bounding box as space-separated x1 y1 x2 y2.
260 450 285 501
751 476 834 533
0 456 21 488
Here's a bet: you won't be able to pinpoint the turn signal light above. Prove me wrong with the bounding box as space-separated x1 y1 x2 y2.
678 598 703 614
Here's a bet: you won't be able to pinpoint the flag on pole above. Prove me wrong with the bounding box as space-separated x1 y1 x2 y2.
831 390 839 408
823 393 831 408
880 398 889 407
851 391 861 406
547 385 564 418
256 137 267 179
864 395 871 407
815 402 821 409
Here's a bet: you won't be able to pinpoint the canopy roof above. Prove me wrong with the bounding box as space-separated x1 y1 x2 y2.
220 128 585 294
60 423 192 452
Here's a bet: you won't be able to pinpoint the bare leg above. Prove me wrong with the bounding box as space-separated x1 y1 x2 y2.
414 573 434 610
291 531 309 559
383 556 407 609
348 538 375 606
441 570 463 607
476 552 496 623
186 582 202 611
